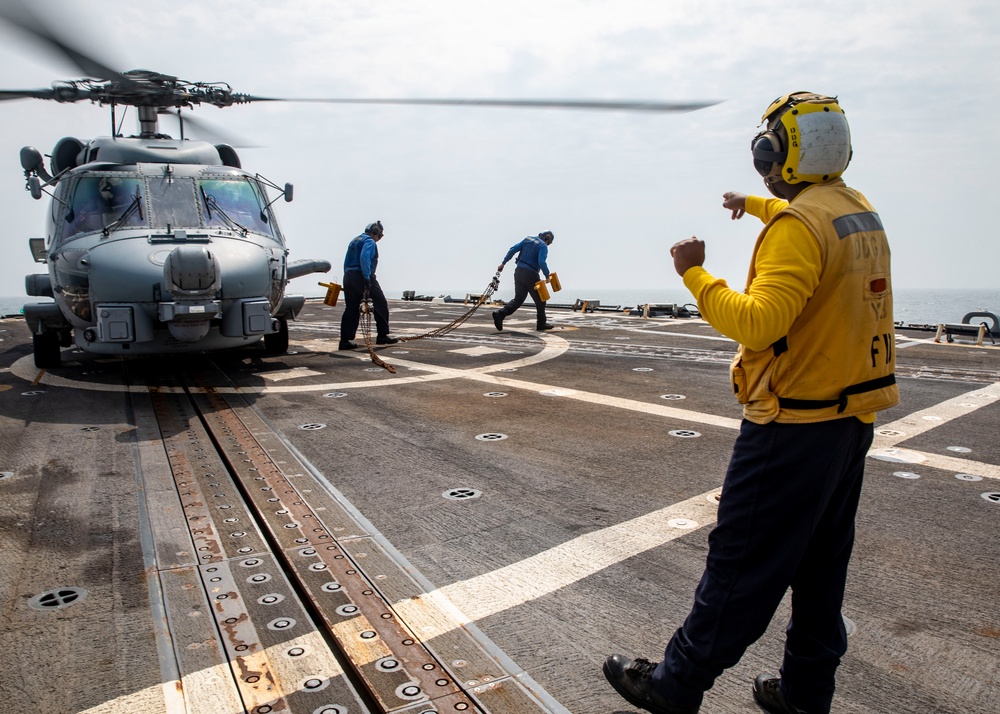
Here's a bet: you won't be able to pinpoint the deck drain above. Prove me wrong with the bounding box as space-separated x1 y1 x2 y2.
632 367 654 372
21 390 46 396
395 683 424 701
29 587 88 611
298 423 327 431
79 426 100 432
668 430 701 438
947 446 971 453
444 488 482 501
875 429 904 437
667 518 698 529
955 473 983 482
660 394 686 401
892 471 921 480
377 657 401 671
484 392 507 398
843 615 857 636
475 433 508 441
868 448 925 464
982 492 1000 504
323 392 348 398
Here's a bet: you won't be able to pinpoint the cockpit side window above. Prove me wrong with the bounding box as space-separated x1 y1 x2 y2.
60 176 145 241
198 178 275 238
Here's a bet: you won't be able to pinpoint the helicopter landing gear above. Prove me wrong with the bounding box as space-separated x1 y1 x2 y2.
32 330 61 369
263 317 289 355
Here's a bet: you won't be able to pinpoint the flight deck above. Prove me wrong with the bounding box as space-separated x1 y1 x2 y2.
1 300 998 714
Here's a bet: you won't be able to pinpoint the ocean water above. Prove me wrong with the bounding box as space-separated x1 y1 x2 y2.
2 288 998 327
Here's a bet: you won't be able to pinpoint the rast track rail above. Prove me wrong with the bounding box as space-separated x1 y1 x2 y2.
125 361 550 714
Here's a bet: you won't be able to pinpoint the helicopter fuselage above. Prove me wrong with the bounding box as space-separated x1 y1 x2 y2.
22 136 328 366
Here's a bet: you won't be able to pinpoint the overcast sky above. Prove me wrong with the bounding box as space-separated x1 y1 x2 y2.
1 0 998 304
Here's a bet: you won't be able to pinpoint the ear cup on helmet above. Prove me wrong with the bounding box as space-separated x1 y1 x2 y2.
751 131 787 178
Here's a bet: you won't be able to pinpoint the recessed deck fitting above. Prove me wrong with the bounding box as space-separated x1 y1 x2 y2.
29 587 88 610
444 488 482 501
668 430 701 438
955 473 983 482
475 433 508 441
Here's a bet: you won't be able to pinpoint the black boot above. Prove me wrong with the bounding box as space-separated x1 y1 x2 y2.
602 655 700 714
338 340 358 350
752 674 808 713
492 311 504 332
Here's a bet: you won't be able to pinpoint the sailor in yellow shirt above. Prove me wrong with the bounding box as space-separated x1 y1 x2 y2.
604 93 898 714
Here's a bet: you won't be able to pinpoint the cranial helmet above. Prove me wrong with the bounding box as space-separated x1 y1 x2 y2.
365 221 384 237
538 230 554 244
750 92 852 188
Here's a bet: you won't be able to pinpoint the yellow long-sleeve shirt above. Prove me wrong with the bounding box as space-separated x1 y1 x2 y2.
683 190 880 423
682 194 822 352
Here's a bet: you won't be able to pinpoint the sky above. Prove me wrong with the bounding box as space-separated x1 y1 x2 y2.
1 0 998 303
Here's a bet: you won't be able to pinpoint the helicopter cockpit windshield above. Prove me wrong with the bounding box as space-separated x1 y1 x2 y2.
56 173 280 244
198 178 274 237
63 176 144 240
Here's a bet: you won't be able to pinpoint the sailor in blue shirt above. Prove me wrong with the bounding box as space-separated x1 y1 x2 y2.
492 231 555 331
338 221 398 350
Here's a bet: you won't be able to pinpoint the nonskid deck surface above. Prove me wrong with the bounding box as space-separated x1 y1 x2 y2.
1 300 997 714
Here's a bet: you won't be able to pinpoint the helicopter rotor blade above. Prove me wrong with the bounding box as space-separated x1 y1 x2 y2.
239 96 720 113
0 88 58 101
0 0 138 88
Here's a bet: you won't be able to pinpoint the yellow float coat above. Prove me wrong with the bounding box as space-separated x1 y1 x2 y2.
684 179 899 424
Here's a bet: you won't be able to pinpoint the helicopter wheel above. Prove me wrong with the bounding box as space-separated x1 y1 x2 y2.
33 331 62 369
263 317 289 355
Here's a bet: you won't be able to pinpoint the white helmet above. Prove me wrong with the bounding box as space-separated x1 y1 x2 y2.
751 92 852 188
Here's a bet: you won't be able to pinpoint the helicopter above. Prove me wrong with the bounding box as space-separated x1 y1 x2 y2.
1 2 718 369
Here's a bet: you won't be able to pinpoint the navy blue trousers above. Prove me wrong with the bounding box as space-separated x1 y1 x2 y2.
497 266 547 328
339 271 390 340
653 417 873 713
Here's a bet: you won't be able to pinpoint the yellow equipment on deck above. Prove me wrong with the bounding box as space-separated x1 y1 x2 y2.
533 272 561 302
318 281 342 307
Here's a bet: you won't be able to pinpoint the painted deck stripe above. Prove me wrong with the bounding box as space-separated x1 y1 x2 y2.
393 487 721 634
